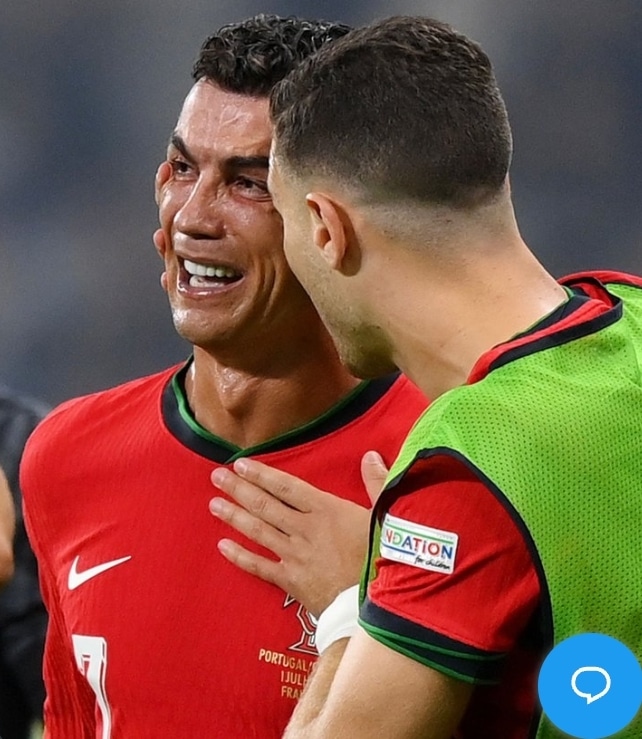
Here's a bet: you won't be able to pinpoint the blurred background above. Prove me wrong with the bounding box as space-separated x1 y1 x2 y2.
0 0 640 405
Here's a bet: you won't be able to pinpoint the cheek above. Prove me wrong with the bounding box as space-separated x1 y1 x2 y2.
235 205 286 263
281 232 303 278
283 223 322 287
158 183 188 231
234 200 282 235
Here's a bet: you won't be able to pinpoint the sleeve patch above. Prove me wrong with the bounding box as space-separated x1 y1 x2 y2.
380 513 458 575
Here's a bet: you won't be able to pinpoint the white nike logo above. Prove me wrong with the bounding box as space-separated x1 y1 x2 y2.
67 555 132 590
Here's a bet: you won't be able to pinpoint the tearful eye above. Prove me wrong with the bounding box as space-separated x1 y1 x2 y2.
235 177 270 199
170 158 192 176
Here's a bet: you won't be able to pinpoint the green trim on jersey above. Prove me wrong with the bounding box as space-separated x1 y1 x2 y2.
360 618 500 661
171 360 373 459
358 619 498 685
358 597 508 683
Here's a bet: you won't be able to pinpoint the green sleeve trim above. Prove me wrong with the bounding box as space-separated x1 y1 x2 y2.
359 619 498 686
359 618 504 662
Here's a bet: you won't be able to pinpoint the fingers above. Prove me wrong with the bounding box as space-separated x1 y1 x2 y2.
217 538 285 588
209 493 290 556
360 451 389 504
212 466 303 534
229 458 315 512
212 460 373 614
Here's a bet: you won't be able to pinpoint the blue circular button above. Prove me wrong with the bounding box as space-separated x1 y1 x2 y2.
538 633 642 738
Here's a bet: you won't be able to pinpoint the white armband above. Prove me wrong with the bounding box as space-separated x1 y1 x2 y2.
314 584 360 655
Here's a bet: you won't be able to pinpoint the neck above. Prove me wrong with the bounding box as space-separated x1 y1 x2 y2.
186 330 359 449
374 240 566 400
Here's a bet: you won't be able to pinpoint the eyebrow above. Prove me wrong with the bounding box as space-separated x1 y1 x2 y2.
168 132 193 161
226 155 270 171
168 133 269 171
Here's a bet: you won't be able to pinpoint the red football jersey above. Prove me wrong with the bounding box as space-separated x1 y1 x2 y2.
21 363 427 738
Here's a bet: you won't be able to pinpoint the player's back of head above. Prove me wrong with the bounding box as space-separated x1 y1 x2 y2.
193 14 352 97
271 16 513 211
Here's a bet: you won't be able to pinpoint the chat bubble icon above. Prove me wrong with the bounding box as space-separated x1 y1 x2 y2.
571 666 611 704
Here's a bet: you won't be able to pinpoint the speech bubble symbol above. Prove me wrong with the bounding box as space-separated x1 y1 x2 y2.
571 666 611 704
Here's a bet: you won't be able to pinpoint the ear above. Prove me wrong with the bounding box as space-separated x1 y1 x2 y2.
153 228 167 260
155 162 172 206
152 229 169 291
305 192 351 272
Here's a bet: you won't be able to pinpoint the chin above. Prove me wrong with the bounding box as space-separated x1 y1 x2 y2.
170 310 229 349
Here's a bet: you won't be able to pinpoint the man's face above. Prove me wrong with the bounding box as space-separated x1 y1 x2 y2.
156 80 314 351
269 154 394 379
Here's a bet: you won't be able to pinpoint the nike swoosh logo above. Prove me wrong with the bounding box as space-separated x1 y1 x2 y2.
68 555 132 590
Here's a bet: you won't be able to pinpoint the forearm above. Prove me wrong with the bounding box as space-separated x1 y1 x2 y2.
284 639 348 738
285 628 472 739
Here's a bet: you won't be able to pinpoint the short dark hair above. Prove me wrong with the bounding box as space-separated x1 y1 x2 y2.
271 16 513 208
192 14 352 97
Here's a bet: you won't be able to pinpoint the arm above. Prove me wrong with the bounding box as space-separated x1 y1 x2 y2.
209 455 469 738
0 394 49 720
0 468 15 586
285 629 472 739
216 454 540 737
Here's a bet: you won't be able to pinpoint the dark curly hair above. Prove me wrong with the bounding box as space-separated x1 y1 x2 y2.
192 14 352 96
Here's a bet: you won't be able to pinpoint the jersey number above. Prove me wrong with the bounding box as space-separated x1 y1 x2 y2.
72 634 112 739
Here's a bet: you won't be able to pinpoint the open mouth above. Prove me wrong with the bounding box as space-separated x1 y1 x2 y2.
181 258 243 288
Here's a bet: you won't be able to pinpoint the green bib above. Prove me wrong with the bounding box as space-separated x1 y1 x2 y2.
365 280 642 738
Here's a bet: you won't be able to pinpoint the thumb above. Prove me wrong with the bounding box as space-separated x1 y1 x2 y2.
361 451 389 504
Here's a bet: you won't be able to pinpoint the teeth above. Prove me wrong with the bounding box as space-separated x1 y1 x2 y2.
189 275 213 288
184 259 239 279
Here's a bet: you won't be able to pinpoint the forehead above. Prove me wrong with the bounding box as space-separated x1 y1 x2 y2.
174 79 272 159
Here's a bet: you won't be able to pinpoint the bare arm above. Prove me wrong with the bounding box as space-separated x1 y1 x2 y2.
0 467 16 586
284 628 472 739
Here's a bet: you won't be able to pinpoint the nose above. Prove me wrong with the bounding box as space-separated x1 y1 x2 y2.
173 177 226 240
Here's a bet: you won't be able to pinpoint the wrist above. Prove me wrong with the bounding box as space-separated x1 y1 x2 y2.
314 584 360 655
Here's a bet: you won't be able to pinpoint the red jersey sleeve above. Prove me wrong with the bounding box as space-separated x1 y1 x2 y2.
360 454 540 684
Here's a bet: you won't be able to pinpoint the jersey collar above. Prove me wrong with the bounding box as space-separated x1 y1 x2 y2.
161 360 400 463
468 272 625 384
